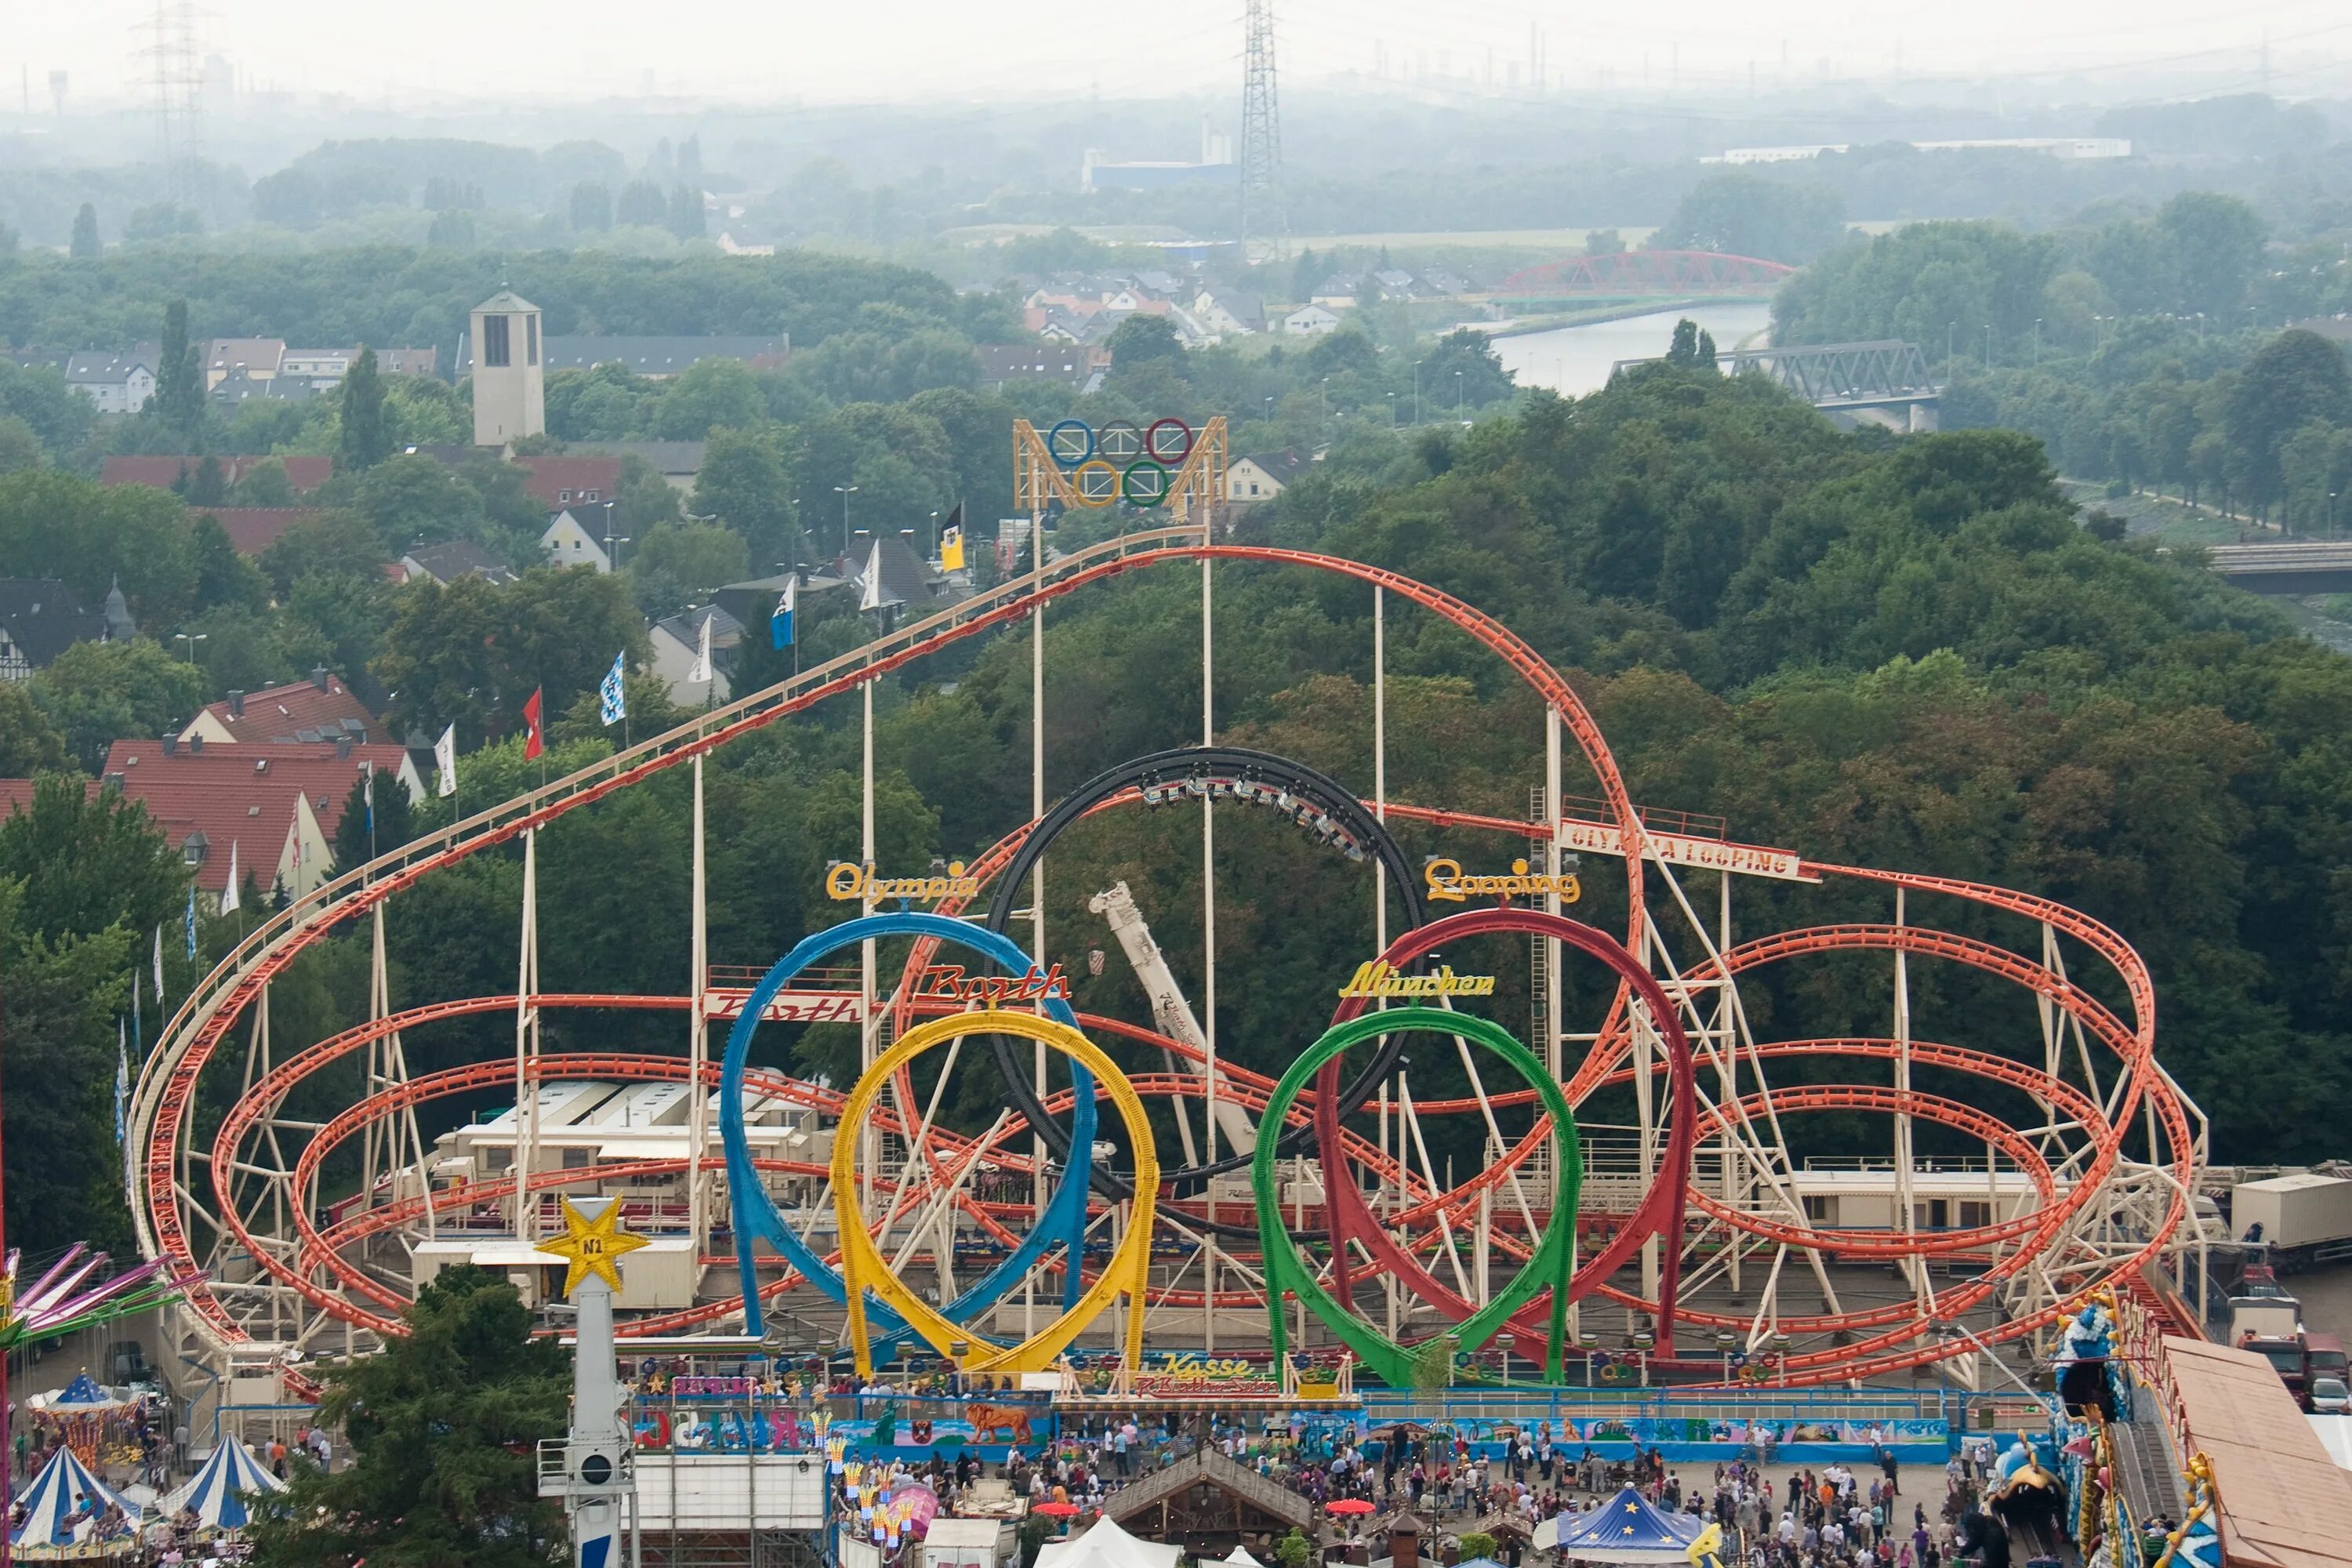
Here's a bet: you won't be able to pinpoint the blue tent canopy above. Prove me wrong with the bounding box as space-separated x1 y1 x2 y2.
1550 1486 1704 1564
11 1445 138 1548
160 1437 285 1532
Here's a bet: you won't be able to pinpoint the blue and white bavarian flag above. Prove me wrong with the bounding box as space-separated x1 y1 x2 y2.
599 651 627 727
771 575 797 649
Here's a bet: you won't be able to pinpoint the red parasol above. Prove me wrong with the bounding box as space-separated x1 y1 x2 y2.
1326 1500 1377 1515
1033 1502 1080 1517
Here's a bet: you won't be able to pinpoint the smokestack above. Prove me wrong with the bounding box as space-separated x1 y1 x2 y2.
310 664 331 691
227 688 245 717
189 734 204 754
162 732 179 756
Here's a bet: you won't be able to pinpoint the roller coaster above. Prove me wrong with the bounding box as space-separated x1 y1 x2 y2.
126 518 2215 1403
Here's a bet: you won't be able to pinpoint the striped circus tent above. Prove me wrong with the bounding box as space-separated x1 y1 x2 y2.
11 1444 138 1547
158 1437 285 1530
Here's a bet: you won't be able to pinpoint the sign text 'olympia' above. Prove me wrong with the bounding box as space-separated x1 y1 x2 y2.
826 862 982 904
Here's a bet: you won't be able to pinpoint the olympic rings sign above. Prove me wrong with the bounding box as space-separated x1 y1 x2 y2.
1047 419 1196 471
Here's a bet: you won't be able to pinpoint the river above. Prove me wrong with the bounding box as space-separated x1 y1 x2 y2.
1490 302 1774 398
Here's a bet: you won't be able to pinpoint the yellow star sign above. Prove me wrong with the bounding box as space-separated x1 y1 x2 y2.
537 1199 650 1298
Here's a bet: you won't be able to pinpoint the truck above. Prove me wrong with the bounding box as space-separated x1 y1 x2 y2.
2230 1173 2352 1270
2229 1294 2303 1342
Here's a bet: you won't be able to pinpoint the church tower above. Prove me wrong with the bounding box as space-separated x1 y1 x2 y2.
469 289 545 447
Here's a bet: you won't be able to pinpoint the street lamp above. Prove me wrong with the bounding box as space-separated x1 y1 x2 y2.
833 485 858 557
927 510 940 561
601 504 629 572
1454 368 1465 419
172 631 207 662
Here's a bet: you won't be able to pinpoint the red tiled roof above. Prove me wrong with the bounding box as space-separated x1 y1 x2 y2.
191 507 328 557
188 673 377 745
514 456 623 510
100 739 407 891
0 779 93 821
100 456 335 493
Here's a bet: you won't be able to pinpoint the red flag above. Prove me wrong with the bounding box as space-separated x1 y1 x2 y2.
523 687 544 760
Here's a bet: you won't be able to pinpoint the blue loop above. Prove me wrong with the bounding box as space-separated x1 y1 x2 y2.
721 913 1094 1348
1045 419 1094 469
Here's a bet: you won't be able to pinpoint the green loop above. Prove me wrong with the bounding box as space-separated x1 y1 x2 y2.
1121 459 1170 506
1254 1006 1581 1387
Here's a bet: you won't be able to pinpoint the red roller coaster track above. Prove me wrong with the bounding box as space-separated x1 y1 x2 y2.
131 526 2197 1389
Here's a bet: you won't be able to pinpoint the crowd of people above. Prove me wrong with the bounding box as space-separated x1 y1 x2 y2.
825 1410 2042 1568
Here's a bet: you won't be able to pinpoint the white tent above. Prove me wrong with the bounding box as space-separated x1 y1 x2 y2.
158 1437 285 1530
1033 1515 1182 1568
2310 1414 2352 1470
12 1446 139 1548
1222 1548 1265 1568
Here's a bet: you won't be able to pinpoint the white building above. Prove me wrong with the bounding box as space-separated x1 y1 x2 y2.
540 509 613 572
1281 305 1342 337
1227 450 1310 502
648 604 739 706
468 289 546 447
64 351 157 415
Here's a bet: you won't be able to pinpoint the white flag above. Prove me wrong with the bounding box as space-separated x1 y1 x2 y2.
688 610 713 684
152 924 165 1007
435 723 458 798
115 1019 129 1144
220 841 241 913
858 539 888 612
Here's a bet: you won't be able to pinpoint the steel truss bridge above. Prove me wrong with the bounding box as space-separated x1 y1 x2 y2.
127 524 2212 1415
1617 339 1944 429
1494 250 1797 299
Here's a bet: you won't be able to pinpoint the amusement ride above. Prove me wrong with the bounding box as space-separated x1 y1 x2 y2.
121 415 2215 1413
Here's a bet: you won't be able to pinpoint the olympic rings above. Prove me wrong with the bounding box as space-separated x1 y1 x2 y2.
1046 419 1093 467
1094 419 1144 463
1072 459 1120 506
1121 460 1170 506
719 913 1095 1343
835 1010 1156 1375
1261 1005 1582 1386
1145 418 1194 463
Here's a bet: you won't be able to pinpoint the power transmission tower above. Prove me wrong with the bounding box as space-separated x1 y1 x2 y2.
134 0 207 213
1239 0 1287 267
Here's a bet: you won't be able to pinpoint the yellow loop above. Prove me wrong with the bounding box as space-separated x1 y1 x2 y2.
832 1009 1156 1376
1071 459 1121 507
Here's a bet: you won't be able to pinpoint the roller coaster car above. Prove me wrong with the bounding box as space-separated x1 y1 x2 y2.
1987 1462 2066 1549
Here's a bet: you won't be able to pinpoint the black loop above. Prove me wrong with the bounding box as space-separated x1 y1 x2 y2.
983 746 1428 1232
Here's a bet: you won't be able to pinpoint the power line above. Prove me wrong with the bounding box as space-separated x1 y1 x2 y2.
1240 0 1287 265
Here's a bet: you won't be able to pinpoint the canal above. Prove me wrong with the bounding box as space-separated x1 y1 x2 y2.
1490 302 1774 398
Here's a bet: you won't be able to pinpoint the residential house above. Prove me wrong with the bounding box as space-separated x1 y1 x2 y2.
648 604 741 706
0 579 132 681
514 456 624 513
394 540 519 586
180 669 383 748
974 344 1107 392
580 441 706 492
100 455 335 494
848 533 949 613
540 509 615 572
211 368 321 408
1371 268 1419 297
1191 290 1264 337
62 348 159 415
1226 449 1312 503
1421 269 1473 298
278 346 437 387
190 507 328 558
1281 305 1343 337
459 336 788 379
203 338 287 391
1309 276 1359 309
96 736 421 901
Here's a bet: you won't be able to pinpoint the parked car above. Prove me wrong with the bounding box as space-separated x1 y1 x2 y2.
2311 1376 2351 1414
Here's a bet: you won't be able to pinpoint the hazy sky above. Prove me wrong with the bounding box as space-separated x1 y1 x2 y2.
13 0 2350 108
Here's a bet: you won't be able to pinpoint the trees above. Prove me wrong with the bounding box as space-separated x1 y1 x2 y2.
2157 191 2266 323
244 1266 568 1568
151 299 207 441
652 359 766 441
332 766 415 874
627 520 750 616
372 567 648 743
569 181 613 233
1657 170 1849 264
0 682 68 775
68 204 99 259
29 639 209 768
615 180 668 227
667 184 706 240
1105 313 1184 371
689 426 798 563
337 347 393 471
2223 329 2352 514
